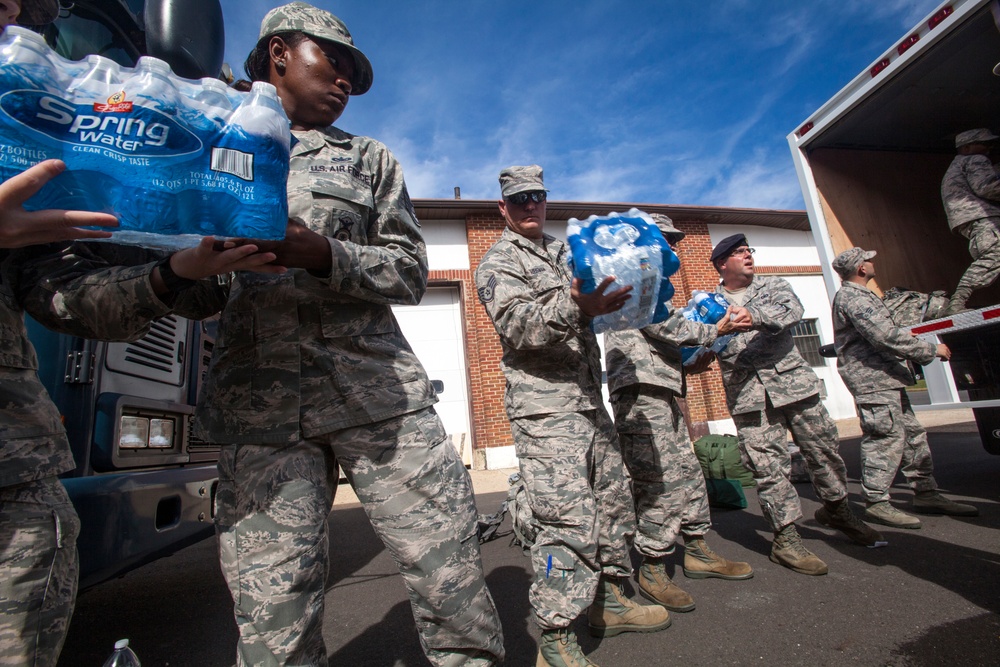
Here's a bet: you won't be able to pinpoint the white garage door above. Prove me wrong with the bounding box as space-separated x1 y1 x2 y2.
391 287 472 465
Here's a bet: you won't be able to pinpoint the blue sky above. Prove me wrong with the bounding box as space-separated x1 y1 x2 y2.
219 0 943 209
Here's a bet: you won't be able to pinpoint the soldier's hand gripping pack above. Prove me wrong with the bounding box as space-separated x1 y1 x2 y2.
0 26 290 248
567 208 680 333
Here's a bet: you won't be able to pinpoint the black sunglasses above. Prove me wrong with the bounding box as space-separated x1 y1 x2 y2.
506 191 547 205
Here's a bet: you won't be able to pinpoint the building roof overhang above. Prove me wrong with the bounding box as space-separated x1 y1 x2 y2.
412 198 809 231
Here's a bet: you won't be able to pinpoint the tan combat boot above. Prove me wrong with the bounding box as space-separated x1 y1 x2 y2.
536 628 598 667
815 498 888 547
683 537 754 580
587 576 671 637
769 524 828 575
637 558 695 612
912 491 979 517
865 500 921 529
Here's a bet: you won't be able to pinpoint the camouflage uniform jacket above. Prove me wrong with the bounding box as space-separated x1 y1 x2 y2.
941 154 1000 232
833 281 936 396
475 228 603 418
605 309 717 397
1 242 211 489
194 126 436 444
715 276 819 415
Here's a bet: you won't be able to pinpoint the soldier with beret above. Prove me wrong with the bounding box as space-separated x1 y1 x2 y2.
831 247 977 527
0 6 280 664
709 234 884 576
940 128 1000 314
476 165 669 667
603 214 754 614
203 4 504 666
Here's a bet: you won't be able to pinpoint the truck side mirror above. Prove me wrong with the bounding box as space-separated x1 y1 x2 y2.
819 344 837 358
144 0 225 79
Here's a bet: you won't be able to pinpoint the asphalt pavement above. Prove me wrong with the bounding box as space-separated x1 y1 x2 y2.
58 410 1000 667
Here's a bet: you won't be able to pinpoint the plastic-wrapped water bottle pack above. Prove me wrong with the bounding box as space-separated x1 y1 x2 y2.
681 290 733 365
0 26 291 248
567 208 680 333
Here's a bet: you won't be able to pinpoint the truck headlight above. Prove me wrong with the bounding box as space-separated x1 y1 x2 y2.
148 418 175 448
119 416 149 449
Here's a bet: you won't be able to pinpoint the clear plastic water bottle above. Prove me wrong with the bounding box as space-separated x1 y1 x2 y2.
210 81 290 239
193 77 235 124
102 639 141 667
229 81 291 145
692 290 729 324
0 26 61 91
125 56 180 112
70 55 123 102
681 291 734 365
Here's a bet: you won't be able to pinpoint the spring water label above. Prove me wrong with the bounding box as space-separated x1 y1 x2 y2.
1 90 203 158
567 208 680 333
0 28 291 249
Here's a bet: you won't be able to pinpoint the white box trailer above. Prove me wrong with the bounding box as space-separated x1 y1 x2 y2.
787 0 1000 453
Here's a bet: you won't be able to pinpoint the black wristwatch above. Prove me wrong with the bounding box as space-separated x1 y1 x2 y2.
155 256 197 293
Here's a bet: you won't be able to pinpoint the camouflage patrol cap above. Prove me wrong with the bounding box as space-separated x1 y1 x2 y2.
955 128 999 148
499 165 548 198
832 247 876 278
18 0 60 25
650 213 685 243
258 2 373 95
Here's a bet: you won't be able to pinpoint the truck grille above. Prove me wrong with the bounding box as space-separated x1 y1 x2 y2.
105 316 185 385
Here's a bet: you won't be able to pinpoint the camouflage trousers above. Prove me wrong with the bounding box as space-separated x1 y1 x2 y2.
0 477 80 667
215 407 504 667
509 408 635 630
855 389 937 503
954 217 1000 300
611 387 711 558
732 394 849 532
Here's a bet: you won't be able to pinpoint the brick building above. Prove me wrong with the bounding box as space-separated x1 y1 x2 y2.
396 199 847 470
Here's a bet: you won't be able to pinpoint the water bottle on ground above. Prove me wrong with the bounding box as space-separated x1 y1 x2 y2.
102 639 141 667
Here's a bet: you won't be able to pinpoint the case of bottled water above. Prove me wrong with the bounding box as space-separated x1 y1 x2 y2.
681 290 733 366
0 26 290 248
567 208 680 333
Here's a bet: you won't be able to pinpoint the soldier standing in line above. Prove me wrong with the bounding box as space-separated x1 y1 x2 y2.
201 4 504 666
0 179 267 667
604 214 754 614
475 166 670 667
710 234 885 576
0 3 279 663
831 247 978 528
940 128 1000 315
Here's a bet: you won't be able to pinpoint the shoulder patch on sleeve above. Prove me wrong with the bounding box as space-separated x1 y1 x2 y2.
477 274 497 304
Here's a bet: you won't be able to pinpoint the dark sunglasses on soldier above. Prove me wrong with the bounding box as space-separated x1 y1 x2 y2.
506 191 547 205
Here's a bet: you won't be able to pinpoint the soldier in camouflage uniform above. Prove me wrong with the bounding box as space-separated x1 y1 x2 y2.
0 159 270 665
475 165 669 667
940 128 1000 314
710 234 885 577
832 247 978 528
604 214 754 614
200 5 504 666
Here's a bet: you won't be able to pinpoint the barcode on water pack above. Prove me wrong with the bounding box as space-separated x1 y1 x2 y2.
211 147 255 181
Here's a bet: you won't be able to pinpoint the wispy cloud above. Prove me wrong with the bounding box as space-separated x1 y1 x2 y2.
218 0 945 210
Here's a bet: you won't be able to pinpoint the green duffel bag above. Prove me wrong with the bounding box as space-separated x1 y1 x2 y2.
705 478 748 510
693 434 756 488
